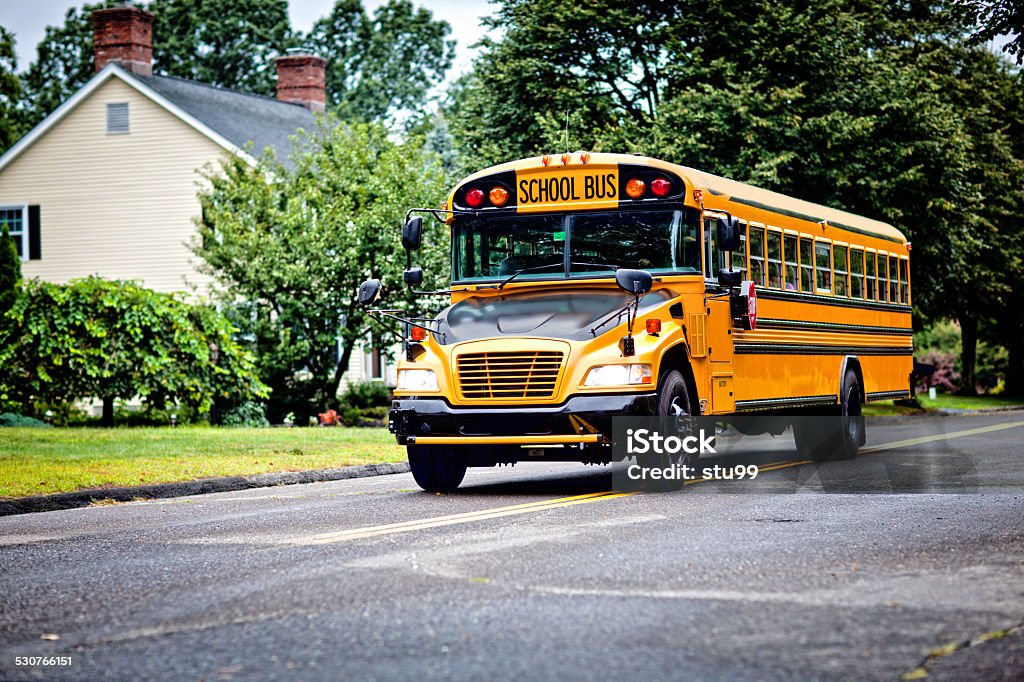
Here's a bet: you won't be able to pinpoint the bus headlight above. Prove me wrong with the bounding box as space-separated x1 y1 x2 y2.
582 364 652 387
396 369 439 392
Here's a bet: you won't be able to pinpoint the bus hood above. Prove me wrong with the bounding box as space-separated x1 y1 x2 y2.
433 288 673 344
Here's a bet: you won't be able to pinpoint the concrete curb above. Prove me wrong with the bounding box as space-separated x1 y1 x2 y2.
0 461 411 517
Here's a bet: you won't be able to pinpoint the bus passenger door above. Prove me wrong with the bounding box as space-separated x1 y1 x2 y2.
702 213 736 414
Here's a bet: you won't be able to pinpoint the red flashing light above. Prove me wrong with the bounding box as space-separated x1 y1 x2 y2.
693 189 704 202
646 319 662 335
561 153 571 165
580 151 591 164
410 326 427 342
651 177 671 197
541 155 552 166
465 188 485 208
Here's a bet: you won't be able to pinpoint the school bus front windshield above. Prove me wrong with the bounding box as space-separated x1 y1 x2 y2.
452 208 702 282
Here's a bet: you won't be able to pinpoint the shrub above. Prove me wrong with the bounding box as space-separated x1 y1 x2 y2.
917 349 960 393
0 412 51 428
341 381 391 410
360 406 390 421
220 401 270 427
340 407 363 426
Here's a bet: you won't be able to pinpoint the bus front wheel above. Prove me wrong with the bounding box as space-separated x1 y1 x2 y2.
639 369 696 492
408 445 467 492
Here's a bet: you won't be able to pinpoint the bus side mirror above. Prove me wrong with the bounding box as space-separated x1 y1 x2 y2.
403 267 424 287
615 268 653 295
717 269 742 287
357 278 382 307
402 217 423 251
717 217 742 251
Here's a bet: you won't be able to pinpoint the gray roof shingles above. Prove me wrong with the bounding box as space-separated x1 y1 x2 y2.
140 74 317 166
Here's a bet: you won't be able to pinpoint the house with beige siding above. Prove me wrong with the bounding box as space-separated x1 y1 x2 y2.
0 5 394 391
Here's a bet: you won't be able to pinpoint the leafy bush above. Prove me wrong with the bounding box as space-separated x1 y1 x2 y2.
360 406 390 421
341 381 391 410
220 401 270 427
917 349 960 393
340 407 363 426
0 412 51 428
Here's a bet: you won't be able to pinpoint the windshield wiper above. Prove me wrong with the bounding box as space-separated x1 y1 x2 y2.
487 261 621 290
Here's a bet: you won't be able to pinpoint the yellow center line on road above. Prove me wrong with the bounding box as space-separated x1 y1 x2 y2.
286 491 631 545
286 419 1024 545
859 419 1024 454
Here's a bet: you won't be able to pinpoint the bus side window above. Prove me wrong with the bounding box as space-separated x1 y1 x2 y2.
877 253 888 302
800 237 813 292
815 240 832 294
849 248 864 298
899 258 909 304
784 234 798 291
749 226 765 286
731 223 747 273
833 245 849 297
865 252 876 300
889 255 898 302
767 230 782 288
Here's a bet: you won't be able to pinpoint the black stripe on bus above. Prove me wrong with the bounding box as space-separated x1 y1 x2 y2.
755 318 914 336
734 394 838 411
734 344 913 356
866 390 912 402
755 287 912 313
729 196 905 244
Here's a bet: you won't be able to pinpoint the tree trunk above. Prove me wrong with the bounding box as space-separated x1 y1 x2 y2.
101 396 115 427
957 313 978 395
1006 325 1024 398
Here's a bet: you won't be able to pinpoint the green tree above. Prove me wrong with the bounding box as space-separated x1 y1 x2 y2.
194 120 449 423
0 277 267 425
19 3 102 132
956 0 1024 64
446 0 988 330
0 26 23 153
149 0 294 97
0 222 21 322
307 0 455 123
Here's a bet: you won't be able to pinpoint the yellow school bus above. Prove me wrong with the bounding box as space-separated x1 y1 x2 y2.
359 153 912 491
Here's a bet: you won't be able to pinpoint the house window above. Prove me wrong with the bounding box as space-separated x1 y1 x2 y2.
364 347 385 381
106 102 129 134
0 206 26 259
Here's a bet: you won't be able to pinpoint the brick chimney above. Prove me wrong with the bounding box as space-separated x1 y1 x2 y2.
275 51 327 112
93 4 154 76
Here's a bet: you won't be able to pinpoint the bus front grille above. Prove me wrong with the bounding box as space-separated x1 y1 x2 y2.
456 351 564 400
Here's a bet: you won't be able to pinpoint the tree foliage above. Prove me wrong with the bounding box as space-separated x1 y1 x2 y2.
956 0 1024 64
0 222 21 322
0 26 23 152
307 0 455 123
194 120 449 422
149 0 294 97
448 0 1024 390
0 277 267 423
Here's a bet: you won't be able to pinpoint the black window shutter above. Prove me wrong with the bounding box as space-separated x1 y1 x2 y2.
28 205 40 260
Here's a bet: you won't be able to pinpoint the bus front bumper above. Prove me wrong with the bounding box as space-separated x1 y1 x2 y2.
388 392 657 446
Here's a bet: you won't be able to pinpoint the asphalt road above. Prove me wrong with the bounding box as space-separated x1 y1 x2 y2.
1 411 1023 681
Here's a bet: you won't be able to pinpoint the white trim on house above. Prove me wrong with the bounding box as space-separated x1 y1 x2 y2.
0 203 28 260
0 63 258 174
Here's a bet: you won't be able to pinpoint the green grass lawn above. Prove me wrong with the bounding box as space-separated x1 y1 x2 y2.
0 426 405 499
863 392 1024 416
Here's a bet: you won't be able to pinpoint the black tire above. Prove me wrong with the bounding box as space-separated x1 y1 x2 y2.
792 368 864 462
834 369 864 460
408 444 467 492
639 369 696 492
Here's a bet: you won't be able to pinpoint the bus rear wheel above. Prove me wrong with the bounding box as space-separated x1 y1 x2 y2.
408 444 467 492
793 369 863 462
